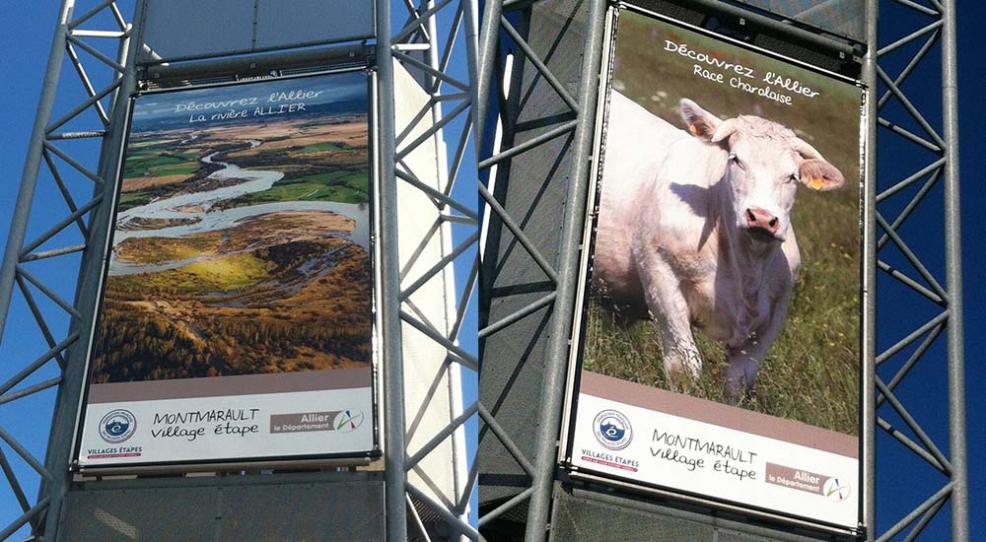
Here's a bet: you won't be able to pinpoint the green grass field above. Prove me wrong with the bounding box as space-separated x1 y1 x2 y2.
298 142 346 153
180 253 273 291
123 148 200 179
224 169 369 207
111 252 273 294
582 12 861 436
115 232 222 265
117 192 153 211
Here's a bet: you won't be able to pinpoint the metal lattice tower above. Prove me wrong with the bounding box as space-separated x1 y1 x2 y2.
380 0 481 538
0 2 144 537
476 0 607 538
867 0 967 539
475 0 968 540
0 0 481 540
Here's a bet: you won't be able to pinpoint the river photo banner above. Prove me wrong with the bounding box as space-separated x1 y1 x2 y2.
563 9 863 531
74 71 377 470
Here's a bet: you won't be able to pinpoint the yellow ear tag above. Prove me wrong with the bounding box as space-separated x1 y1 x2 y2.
688 124 700 136
808 177 826 190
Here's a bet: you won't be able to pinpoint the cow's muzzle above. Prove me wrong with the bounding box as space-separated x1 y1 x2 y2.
743 207 782 242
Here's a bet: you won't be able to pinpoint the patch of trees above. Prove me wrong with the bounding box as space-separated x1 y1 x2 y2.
90 246 373 383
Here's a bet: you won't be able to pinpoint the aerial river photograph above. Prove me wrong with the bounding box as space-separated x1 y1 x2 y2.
88 71 374 384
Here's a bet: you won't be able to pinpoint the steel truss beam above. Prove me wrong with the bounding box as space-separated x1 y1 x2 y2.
382 0 481 539
868 0 967 540
0 2 138 539
477 0 968 541
0 1 481 541
476 0 607 540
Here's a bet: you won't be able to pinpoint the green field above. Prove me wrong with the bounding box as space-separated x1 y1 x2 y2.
225 169 369 207
298 142 347 153
123 148 201 179
94 239 373 381
117 192 153 211
115 232 222 265
111 252 273 294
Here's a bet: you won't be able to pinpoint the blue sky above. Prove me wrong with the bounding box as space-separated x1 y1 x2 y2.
0 1 981 540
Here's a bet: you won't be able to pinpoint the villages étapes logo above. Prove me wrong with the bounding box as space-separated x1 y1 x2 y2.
592 409 633 450
98 409 137 443
87 408 142 460
580 409 640 473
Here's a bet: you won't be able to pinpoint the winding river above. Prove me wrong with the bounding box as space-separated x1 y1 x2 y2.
109 140 369 276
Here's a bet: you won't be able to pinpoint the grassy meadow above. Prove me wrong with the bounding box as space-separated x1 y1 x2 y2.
582 12 862 435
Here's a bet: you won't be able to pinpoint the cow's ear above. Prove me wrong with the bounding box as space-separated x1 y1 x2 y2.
710 119 738 144
680 99 721 141
799 159 845 191
794 138 845 190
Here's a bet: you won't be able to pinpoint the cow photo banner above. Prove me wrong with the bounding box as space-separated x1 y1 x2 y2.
74 71 377 469
564 9 864 531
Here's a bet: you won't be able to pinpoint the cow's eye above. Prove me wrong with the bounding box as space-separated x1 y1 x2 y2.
787 174 799 184
728 154 744 169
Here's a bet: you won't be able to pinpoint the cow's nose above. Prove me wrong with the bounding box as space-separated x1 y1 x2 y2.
744 207 780 235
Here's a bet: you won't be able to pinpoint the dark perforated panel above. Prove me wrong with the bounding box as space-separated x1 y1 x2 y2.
622 0 706 25
479 0 591 513
550 484 853 542
140 0 375 63
61 487 215 541
58 477 385 542
731 0 865 42
719 530 778 542
552 490 715 541
220 483 384 541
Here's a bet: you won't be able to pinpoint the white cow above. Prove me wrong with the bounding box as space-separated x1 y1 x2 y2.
594 90 845 400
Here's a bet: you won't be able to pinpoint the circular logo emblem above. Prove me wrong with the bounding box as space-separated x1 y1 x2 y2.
823 478 851 501
334 410 365 433
592 410 633 450
99 409 137 443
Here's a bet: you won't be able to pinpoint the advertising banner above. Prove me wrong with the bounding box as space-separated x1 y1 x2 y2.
75 71 377 469
565 9 864 531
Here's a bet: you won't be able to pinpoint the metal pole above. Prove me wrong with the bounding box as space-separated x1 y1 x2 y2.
475 0 502 146
420 0 472 536
377 0 410 538
940 0 968 539
463 0 482 153
39 1 146 537
862 1 878 538
523 0 607 539
0 0 75 338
